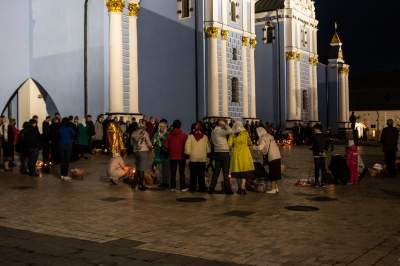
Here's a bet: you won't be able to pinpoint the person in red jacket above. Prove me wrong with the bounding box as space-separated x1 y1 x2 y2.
346 140 359 184
164 120 188 191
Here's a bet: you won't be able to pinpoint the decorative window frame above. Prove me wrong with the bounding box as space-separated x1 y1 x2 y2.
232 48 238 61
229 0 240 22
231 77 239 103
301 25 308 48
263 21 274 44
177 0 193 20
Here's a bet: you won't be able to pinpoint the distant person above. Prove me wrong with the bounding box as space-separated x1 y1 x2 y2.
228 121 255 195
131 124 153 191
165 120 188 192
0 115 4 170
1 117 14 171
209 119 233 194
24 119 42 177
86 115 95 153
76 118 89 159
152 120 170 188
346 140 359 184
107 149 134 185
185 122 210 193
42 116 51 163
311 124 329 187
49 116 61 164
58 117 76 181
94 114 104 150
255 127 282 194
380 119 399 177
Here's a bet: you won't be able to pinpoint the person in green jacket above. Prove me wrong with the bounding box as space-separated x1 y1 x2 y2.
228 121 255 195
76 118 89 159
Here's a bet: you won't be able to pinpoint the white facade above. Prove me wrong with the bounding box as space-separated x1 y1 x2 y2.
204 0 257 119
255 0 319 124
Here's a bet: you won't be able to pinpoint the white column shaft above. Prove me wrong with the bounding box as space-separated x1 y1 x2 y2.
345 72 350 122
250 47 256 118
339 72 347 122
313 65 318 121
287 59 297 120
109 12 124 113
207 37 219 117
296 59 302 120
221 39 228 117
129 15 139 114
242 46 249 118
309 63 315 121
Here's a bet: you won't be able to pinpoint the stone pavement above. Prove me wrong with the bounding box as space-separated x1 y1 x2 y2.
0 146 400 266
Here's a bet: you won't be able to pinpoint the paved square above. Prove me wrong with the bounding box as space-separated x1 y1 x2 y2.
0 146 399 265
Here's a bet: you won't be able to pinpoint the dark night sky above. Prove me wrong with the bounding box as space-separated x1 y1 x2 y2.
315 0 400 90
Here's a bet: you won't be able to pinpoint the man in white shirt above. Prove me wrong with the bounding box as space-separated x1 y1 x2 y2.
209 119 233 194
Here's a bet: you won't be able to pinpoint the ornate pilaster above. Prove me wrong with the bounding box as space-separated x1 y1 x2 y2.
205 26 219 117
249 38 257 118
286 51 297 121
242 36 249 118
128 1 140 114
309 55 319 121
221 29 229 117
107 0 125 113
339 65 349 123
295 51 302 120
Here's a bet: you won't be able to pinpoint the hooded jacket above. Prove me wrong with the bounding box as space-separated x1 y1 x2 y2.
255 127 281 162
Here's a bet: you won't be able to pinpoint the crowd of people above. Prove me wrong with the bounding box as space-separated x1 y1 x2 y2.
0 113 398 194
0 114 282 194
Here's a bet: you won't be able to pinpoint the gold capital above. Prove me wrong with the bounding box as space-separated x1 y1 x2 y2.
249 38 257 48
128 3 140 16
106 0 125 13
286 51 296 60
340 65 350 74
242 36 249 46
205 27 219 38
309 55 319 65
221 29 229 40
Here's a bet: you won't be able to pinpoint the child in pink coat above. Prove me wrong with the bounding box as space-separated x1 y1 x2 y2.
346 140 359 184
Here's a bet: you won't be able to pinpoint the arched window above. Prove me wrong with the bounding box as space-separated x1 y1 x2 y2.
302 90 308 110
231 78 239 103
181 0 190 18
232 48 237 60
178 0 192 19
263 21 274 44
231 1 237 22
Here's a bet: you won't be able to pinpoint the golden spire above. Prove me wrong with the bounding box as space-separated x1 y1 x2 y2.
330 22 342 45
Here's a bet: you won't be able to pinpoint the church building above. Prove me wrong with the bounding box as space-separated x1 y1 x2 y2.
0 0 349 132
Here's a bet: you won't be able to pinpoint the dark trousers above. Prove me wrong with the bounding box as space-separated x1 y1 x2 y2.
314 157 327 185
209 152 232 193
170 159 186 190
28 148 39 176
189 162 206 192
384 151 397 176
59 144 72 176
51 141 60 163
42 141 50 163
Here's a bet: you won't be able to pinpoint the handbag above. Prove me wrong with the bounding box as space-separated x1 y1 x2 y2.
262 140 272 166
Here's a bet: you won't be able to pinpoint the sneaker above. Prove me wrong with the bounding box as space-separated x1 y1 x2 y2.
180 188 188 192
266 189 278 194
170 189 176 192
61 176 72 182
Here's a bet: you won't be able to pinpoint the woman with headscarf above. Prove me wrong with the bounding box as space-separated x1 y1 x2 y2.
152 119 170 188
131 123 153 191
185 122 211 192
76 117 89 159
228 121 255 195
255 127 282 194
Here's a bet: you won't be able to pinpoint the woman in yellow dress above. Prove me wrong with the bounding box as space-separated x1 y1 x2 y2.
228 121 255 195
